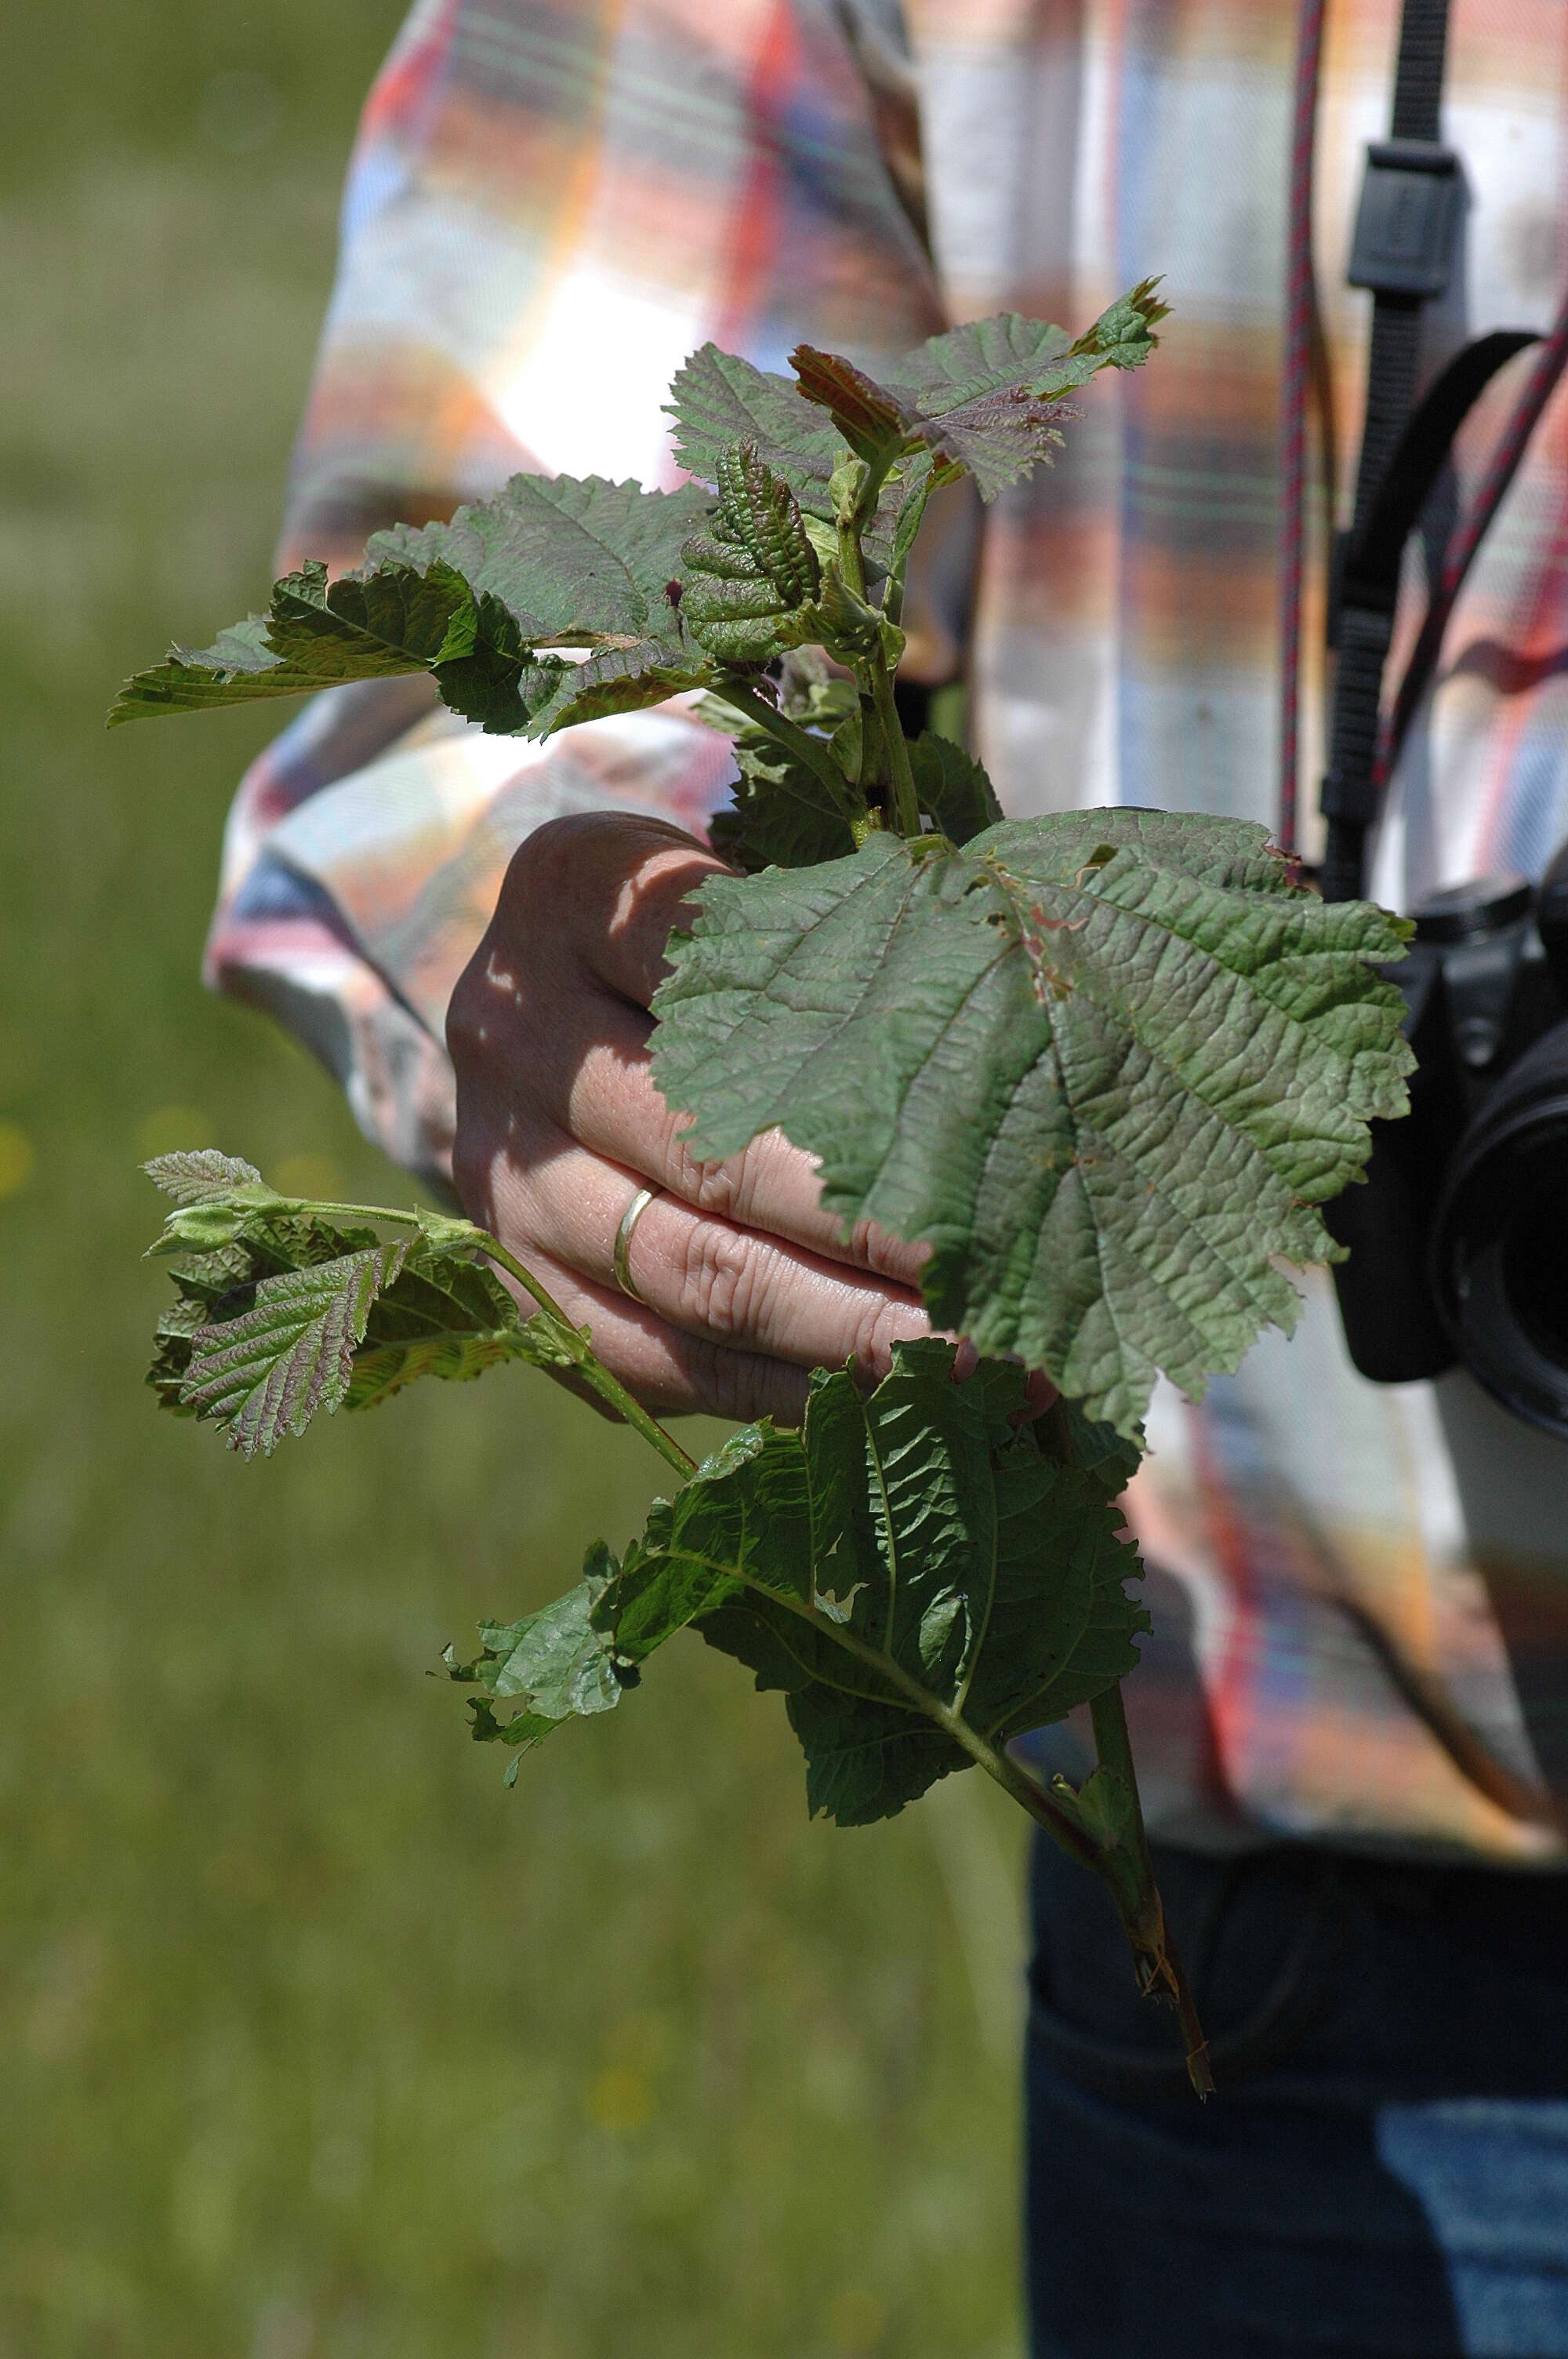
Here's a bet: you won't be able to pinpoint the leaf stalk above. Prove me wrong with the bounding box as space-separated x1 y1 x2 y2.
1088 1681 1213 2096
683 1518 1209 2089
470 1230 698 1478
869 653 922 840
251 1194 698 1479
708 677 868 839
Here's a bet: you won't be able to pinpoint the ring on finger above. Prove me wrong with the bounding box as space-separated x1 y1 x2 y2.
612 1183 662 1304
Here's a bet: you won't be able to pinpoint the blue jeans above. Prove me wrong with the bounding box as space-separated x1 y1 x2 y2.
1025 1835 1568 2356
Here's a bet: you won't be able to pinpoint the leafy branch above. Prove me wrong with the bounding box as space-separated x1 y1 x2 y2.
143 1150 693 1476
122 284 1415 2099
142 1154 1207 2088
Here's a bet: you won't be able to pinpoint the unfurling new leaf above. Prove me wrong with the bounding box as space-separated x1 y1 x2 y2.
144 1166 581 1456
679 442 822 663
143 1148 264 1202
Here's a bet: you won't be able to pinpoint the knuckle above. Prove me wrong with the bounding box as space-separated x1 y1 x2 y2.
858 1292 919 1373
445 944 491 1069
448 1122 492 1226
689 1158 740 1218
502 812 597 922
684 1336 775 1426
673 1220 759 1340
663 1134 738 1218
681 1138 774 1224
851 1216 920 1281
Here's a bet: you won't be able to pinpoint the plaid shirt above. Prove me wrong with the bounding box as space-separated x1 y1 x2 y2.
212 0 1568 1859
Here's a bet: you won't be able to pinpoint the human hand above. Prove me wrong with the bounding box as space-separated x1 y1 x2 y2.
447 812 936 1423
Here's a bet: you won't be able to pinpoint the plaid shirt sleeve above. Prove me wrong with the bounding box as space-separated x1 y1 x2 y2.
208 0 943 1190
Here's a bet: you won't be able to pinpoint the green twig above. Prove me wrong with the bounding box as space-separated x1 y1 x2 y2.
470 1230 698 1479
1089 1681 1142 1805
263 1194 697 1480
869 654 921 840
842 448 899 586
1089 1681 1213 2096
711 1536 1209 2087
708 676 867 837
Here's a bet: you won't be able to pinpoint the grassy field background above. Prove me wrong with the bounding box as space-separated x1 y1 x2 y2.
0 9 1029 2354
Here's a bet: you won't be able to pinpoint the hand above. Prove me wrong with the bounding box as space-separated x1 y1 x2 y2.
446 812 934 1423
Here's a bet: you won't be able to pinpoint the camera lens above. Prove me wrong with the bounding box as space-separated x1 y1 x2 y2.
1502 1175 1568 1364
1430 1018 1568 1436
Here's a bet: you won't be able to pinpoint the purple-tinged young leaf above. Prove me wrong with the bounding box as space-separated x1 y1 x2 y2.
788 284 1168 502
180 1242 408 1458
143 1149 262 1204
786 348 909 467
147 1195 582 1436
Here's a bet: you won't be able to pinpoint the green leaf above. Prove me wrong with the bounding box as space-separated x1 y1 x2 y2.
110 560 474 722
667 347 849 535
447 1553 627 1771
1061 1403 1144 1502
146 1189 582 1446
906 732 1004 845
709 725 858 874
113 476 717 736
143 1149 263 1204
706 725 1001 875
596 1422 814 1665
344 1238 580 1408
589 1342 1145 1826
378 473 717 733
789 284 1168 502
680 443 822 665
650 810 1414 1434
179 1241 409 1457
776 649 859 729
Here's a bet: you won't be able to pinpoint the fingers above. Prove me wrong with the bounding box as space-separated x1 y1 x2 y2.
535 991 928 1287
450 814 926 1286
493 1240 813 1426
495 1136 931 1380
446 809 936 1426
488 809 731 1010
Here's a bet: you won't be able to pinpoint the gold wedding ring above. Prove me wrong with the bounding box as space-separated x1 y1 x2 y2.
612 1183 661 1303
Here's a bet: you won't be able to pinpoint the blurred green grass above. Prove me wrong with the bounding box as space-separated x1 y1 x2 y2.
0 9 1029 2357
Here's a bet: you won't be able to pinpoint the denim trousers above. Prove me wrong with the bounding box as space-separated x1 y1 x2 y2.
1025 1834 1568 2357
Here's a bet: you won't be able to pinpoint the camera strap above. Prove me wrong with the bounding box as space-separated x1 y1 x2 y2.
1309 0 1565 902
1318 0 1457 899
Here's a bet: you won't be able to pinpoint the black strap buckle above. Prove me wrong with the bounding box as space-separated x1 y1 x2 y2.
1348 139 1462 299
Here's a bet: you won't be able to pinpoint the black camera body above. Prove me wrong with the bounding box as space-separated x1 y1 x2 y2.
1328 841 1568 1435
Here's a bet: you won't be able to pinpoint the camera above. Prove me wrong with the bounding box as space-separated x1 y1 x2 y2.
1327 841 1568 1436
